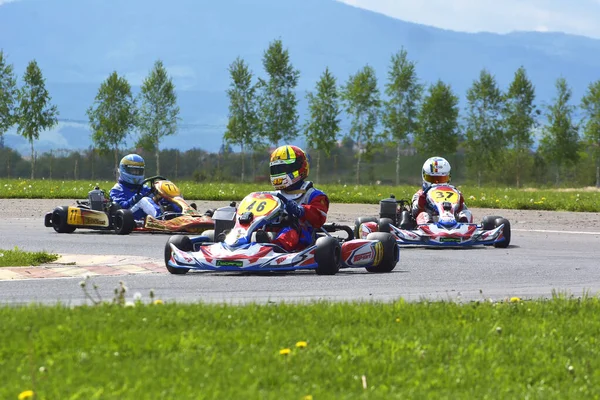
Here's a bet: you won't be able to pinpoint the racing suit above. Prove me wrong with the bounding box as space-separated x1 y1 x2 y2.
110 180 162 220
411 184 473 224
270 181 329 252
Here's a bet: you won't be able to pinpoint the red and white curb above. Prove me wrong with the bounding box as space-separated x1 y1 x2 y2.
0 254 165 281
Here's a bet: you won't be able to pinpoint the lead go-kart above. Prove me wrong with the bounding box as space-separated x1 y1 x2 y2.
164 191 399 275
44 175 214 235
355 184 511 248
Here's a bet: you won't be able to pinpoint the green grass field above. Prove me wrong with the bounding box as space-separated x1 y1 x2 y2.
0 248 58 267
1 179 599 212
1 294 598 399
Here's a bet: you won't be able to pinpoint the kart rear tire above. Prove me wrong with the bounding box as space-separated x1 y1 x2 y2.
315 236 341 276
482 215 502 230
114 209 135 235
52 206 76 233
493 217 511 248
365 232 398 273
354 216 378 239
378 218 394 233
164 235 192 275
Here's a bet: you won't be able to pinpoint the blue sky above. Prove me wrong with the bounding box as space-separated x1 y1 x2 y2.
338 0 600 39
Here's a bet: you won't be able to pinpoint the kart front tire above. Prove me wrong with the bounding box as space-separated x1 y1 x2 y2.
365 232 398 273
114 209 135 235
354 216 378 239
493 217 511 248
164 235 192 275
482 215 502 230
315 236 341 276
52 206 76 233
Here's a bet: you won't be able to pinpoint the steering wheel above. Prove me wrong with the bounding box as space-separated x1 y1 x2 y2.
136 175 168 195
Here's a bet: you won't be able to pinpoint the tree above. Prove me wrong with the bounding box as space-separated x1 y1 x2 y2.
464 69 505 186
0 50 18 149
224 57 258 182
87 71 137 173
304 67 341 183
580 80 600 187
136 60 180 175
257 39 300 146
16 60 59 179
414 80 459 158
382 49 423 185
341 65 381 185
539 77 580 185
503 66 538 187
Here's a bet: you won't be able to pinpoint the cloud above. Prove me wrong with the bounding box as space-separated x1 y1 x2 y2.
0 0 20 5
337 0 600 39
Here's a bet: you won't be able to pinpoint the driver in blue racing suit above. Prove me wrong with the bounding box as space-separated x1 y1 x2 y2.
110 154 168 220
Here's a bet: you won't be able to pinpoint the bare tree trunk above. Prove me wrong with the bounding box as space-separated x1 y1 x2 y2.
91 148 95 180
241 142 245 182
74 158 79 180
30 140 35 179
316 150 321 184
356 148 362 185
477 170 481 187
49 150 53 179
396 141 401 186
596 158 600 188
114 146 119 178
515 151 521 188
155 141 160 176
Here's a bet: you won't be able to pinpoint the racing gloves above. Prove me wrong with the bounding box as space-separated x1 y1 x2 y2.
131 193 144 204
276 193 305 219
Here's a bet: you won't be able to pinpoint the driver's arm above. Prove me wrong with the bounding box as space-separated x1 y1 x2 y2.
301 191 329 229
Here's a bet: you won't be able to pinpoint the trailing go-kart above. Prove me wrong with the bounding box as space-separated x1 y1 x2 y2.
355 184 511 248
44 175 214 235
165 191 399 275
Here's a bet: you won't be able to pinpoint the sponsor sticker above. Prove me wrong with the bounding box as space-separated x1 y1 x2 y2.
372 241 384 266
440 237 461 243
216 260 244 267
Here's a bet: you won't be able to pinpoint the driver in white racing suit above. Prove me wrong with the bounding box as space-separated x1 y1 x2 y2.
411 156 473 225
109 154 165 220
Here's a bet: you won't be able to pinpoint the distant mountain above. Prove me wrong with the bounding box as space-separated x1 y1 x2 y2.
1 0 600 154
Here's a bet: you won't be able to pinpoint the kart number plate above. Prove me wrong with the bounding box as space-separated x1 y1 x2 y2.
238 196 278 217
67 207 83 225
429 188 459 204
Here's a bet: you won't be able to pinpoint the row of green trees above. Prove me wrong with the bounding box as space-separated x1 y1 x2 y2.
0 50 179 178
224 40 600 187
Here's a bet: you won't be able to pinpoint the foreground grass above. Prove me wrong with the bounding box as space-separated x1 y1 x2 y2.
1 178 599 212
0 248 58 267
1 296 600 399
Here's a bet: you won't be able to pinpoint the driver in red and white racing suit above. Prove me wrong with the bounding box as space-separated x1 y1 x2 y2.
411 156 472 225
109 154 174 220
261 145 329 252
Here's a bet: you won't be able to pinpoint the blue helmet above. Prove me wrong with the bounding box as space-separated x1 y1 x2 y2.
119 154 145 185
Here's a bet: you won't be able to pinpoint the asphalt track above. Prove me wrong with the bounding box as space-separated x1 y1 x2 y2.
1 200 599 305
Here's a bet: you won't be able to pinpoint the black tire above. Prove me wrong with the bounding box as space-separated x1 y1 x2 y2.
51 206 76 233
113 209 135 235
354 216 378 239
482 215 502 230
493 217 511 248
314 236 341 275
365 232 398 273
399 210 416 230
164 235 192 274
201 229 215 242
378 217 394 233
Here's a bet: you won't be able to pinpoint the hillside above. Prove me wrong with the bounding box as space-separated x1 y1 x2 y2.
1 0 600 153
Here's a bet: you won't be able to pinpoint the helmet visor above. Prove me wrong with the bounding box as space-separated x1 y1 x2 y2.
270 159 302 176
424 173 449 184
124 165 144 176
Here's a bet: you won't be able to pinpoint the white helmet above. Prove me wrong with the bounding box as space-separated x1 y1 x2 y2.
422 156 451 189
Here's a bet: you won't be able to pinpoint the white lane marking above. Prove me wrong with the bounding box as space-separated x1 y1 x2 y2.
513 229 600 235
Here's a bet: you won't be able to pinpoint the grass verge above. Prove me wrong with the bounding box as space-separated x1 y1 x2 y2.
1 294 599 399
0 248 58 267
1 179 599 212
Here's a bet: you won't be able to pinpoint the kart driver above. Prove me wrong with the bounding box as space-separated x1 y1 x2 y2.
110 154 169 220
411 156 473 224
259 145 329 252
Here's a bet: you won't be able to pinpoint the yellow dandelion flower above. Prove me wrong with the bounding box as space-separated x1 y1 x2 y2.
395 318 400 323
279 348 291 356
18 390 35 400
296 341 308 348
495 199 500 203
510 297 521 303
153 299 164 305
302 396 313 400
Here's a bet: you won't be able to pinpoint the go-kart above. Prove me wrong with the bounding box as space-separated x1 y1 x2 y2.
355 184 511 248
44 175 214 235
164 191 399 274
